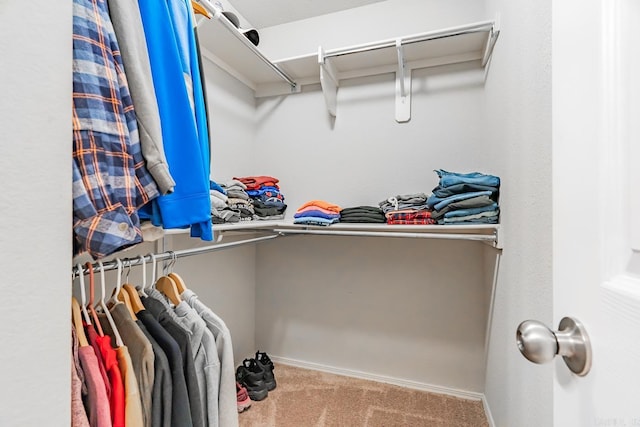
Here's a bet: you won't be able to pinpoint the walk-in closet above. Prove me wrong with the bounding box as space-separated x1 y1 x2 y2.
10 0 612 425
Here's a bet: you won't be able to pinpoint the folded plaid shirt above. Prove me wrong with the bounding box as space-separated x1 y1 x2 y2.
72 0 159 259
385 209 433 222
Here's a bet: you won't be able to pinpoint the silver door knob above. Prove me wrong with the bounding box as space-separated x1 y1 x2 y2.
516 317 592 376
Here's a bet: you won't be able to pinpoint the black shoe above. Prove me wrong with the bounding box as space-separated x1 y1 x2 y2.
255 351 276 391
236 359 268 401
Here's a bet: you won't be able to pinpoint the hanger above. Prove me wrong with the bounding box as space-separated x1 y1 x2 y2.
108 258 123 308
71 297 89 347
97 261 123 348
117 261 139 320
118 286 138 320
167 252 188 295
121 258 146 313
85 262 104 336
191 1 212 18
146 253 157 294
155 252 182 306
137 255 148 298
76 263 92 326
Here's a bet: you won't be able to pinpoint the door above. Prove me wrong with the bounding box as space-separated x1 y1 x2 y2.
553 0 640 425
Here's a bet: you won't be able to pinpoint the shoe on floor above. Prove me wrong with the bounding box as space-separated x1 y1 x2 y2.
236 359 268 401
236 382 252 413
255 351 276 391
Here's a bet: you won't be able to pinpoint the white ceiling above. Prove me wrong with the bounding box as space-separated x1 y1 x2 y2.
229 0 387 29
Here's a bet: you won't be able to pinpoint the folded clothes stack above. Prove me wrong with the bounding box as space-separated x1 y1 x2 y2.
379 193 436 225
339 206 386 223
209 179 255 224
293 200 341 226
234 175 287 220
427 169 500 225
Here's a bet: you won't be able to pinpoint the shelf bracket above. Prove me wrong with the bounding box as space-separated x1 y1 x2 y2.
482 15 501 67
395 39 411 123
318 46 339 117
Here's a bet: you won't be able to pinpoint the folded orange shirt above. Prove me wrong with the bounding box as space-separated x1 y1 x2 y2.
295 205 341 216
233 176 279 190
297 200 342 213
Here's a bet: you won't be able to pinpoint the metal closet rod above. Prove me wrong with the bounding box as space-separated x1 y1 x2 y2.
273 228 496 242
72 233 280 277
324 21 495 59
197 0 297 89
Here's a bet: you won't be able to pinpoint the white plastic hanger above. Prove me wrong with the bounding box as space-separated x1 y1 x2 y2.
77 263 91 325
98 260 123 348
137 255 148 298
148 253 157 291
108 258 123 307
85 262 104 336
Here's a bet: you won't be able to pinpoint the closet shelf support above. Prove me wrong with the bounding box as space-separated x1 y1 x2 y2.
273 228 497 244
395 39 411 123
319 46 339 117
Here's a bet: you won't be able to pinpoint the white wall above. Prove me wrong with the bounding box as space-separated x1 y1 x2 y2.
202 59 258 181
482 0 553 426
0 1 72 425
237 0 500 394
257 236 492 393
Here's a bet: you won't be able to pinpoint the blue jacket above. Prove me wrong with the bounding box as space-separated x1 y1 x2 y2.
138 0 212 240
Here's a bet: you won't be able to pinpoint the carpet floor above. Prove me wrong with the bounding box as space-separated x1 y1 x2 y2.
238 364 489 427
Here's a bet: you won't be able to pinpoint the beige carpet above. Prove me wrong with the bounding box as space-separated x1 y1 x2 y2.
238 364 489 427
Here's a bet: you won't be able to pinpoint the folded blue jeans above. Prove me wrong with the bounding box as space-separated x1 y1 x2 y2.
435 169 500 188
432 183 499 198
444 203 499 218
428 190 494 211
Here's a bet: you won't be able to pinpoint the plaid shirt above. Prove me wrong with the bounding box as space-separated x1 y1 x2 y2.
72 0 159 259
385 209 434 222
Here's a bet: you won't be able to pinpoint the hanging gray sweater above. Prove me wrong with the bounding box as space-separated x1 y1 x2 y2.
107 0 176 194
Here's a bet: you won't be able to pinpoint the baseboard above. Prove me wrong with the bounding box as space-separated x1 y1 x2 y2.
270 355 485 402
482 395 497 427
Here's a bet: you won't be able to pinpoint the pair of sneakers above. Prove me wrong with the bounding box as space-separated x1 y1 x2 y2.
236 351 276 401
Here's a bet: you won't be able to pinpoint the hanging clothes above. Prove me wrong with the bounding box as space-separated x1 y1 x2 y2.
181 289 239 427
99 303 154 427
72 0 160 260
142 294 205 427
135 320 173 427
135 305 194 427
137 0 212 240
106 0 176 195
72 327 91 427
95 335 126 427
77 337 112 426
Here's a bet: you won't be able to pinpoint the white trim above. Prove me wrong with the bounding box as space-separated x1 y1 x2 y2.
600 0 630 279
482 395 497 427
270 355 485 401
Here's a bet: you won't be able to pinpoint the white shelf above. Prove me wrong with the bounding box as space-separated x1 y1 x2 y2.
195 9 499 121
155 220 501 248
265 20 498 94
196 2 298 92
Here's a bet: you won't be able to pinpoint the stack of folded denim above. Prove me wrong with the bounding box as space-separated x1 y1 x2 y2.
293 200 341 226
379 193 436 225
339 206 386 223
234 175 287 220
427 169 500 225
